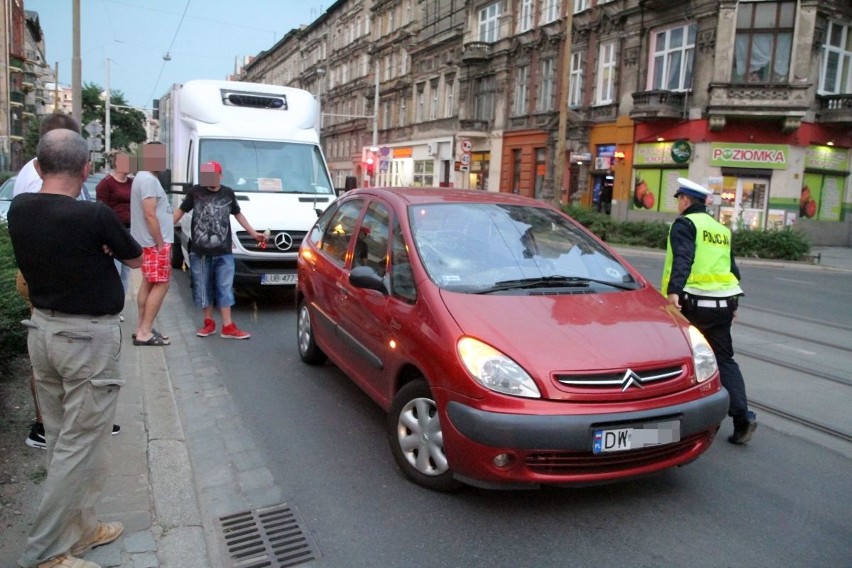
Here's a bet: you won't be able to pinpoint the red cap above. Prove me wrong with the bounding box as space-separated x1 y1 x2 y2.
203 161 222 174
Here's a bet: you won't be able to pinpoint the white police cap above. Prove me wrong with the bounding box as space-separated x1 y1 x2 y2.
674 177 712 200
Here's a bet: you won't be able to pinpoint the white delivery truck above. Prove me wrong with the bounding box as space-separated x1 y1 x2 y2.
159 80 336 286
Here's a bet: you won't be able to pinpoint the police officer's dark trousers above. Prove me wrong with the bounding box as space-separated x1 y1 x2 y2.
682 301 749 424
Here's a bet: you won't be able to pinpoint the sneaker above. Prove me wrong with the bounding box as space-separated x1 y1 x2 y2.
728 412 757 445
112 424 121 436
26 422 46 449
37 553 100 568
221 322 251 340
196 318 216 337
70 521 124 556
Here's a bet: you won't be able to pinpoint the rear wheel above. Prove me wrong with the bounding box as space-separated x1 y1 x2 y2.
388 379 461 491
297 299 326 364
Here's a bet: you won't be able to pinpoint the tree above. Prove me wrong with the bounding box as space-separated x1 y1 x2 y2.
81 82 147 153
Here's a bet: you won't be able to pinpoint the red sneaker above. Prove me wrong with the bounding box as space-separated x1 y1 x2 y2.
196 318 216 337
221 322 251 340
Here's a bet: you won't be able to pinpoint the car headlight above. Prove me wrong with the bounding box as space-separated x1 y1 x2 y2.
457 337 540 398
688 326 718 383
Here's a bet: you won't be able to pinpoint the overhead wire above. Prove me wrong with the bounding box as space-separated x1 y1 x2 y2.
146 0 192 107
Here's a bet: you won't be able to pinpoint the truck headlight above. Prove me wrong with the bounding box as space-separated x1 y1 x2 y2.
457 337 540 398
688 326 718 383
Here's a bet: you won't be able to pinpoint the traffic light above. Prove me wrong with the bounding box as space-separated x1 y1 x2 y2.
365 152 375 177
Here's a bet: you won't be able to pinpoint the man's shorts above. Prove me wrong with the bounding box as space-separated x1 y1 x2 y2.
141 244 172 283
189 253 235 308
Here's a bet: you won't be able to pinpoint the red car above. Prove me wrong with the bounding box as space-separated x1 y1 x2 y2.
296 187 728 491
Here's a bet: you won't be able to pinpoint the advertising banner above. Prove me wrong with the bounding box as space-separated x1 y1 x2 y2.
709 143 788 169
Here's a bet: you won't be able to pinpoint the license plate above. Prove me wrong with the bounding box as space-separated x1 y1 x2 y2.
260 273 298 285
593 421 680 454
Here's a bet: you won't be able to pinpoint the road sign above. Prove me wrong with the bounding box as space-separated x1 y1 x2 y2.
89 151 103 163
460 139 472 153
87 137 103 151
460 153 471 165
85 120 103 136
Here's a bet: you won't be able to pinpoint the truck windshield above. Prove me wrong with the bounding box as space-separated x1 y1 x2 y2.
199 139 334 195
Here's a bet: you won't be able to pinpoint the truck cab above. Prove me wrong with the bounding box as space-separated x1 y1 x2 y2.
160 80 335 286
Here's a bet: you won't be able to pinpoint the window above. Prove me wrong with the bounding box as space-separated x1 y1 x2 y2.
390 217 416 301
430 81 439 120
416 83 425 122
732 1 795 83
518 0 533 33
354 201 390 276
569 51 584 107
413 160 435 187
512 149 522 194
537 58 555 111
382 101 390 129
400 97 407 126
513 65 529 116
534 148 546 199
596 41 616 104
540 0 559 25
319 199 364 266
478 2 501 42
445 77 455 118
474 75 496 121
649 24 697 91
573 0 589 14
820 22 852 94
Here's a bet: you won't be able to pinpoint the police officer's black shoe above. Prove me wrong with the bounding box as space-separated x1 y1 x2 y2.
728 412 757 445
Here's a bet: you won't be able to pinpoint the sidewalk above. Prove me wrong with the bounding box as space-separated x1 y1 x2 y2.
3 245 850 567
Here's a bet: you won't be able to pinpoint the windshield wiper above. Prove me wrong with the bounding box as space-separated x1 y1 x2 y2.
476 275 639 294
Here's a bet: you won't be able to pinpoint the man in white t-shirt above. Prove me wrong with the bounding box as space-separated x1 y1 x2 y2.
13 113 80 197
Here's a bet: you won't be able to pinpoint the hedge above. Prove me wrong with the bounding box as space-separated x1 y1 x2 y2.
0 221 29 373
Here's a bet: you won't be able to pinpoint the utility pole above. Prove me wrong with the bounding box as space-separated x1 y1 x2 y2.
553 7 574 206
53 62 59 111
105 58 111 155
372 60 379 148
71 0 82 124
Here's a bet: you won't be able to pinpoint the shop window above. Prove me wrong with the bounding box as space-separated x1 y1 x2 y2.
649 23 696 92
413 160 434 187
820 22 852 95
732 1 795 83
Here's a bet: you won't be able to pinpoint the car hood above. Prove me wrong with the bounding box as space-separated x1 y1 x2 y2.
439 287 691 374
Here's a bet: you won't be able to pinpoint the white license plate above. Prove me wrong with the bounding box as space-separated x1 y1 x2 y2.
260 273 298 285
593 421 680 454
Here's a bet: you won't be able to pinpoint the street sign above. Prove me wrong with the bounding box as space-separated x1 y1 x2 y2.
460 139 472 153
85 120 103 136
460 153 471 165
89 151 103 163
87 137 103 151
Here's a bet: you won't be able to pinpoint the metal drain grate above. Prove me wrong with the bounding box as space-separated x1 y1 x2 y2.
219 503 321 567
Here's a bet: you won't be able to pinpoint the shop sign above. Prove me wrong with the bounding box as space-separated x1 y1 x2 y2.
393 147 413 158
670 140 692 164
709 142 788 169
805 146 849 172
572 152 592 163
634 143 677 166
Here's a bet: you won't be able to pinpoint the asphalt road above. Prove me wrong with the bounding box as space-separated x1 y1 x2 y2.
169 258 852 568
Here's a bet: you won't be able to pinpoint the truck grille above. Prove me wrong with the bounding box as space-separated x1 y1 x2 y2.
237 230 307 253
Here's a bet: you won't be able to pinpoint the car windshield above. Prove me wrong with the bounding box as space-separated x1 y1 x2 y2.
199 139 334 195
409 202 638 293
0 177 15 200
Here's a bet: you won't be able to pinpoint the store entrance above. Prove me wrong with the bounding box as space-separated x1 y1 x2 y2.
719 177 769 230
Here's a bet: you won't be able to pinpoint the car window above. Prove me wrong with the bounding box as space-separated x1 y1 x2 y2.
353 201 390 277
0 177 16 200
389 217 416 302
319 198 364 266
409 202 635 293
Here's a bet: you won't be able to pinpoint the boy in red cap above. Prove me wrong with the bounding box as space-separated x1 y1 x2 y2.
173 161 267 339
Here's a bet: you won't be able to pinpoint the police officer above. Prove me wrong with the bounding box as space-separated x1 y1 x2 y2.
662 177 757 445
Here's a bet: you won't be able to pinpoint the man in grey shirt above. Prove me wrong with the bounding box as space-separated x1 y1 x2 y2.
129 143 174 346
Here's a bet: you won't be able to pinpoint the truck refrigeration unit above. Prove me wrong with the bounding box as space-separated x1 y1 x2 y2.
159 80 336 286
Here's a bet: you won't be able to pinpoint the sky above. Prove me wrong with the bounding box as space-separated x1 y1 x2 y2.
26 0 328 110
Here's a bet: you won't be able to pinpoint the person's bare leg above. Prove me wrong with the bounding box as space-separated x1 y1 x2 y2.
220 306 232 327
136 282 170 342
135 279 153 339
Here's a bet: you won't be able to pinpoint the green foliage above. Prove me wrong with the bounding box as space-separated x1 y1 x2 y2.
82 82 147 167
561 205 810 261
0 223 29 373
23 118 40 162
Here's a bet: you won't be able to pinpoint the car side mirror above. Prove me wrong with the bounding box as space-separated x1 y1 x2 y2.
349 266 387 294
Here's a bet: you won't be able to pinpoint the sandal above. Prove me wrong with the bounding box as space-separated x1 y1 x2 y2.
131 329 169 341
133 334 170 346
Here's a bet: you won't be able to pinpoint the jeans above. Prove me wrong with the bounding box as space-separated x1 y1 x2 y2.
114 258 131 296
190 253 236 309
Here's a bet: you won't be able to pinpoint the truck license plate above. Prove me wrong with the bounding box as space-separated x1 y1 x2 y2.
261 273 298 285
593 421 680 454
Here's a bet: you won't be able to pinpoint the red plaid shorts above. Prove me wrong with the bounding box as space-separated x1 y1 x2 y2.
141 244 172 283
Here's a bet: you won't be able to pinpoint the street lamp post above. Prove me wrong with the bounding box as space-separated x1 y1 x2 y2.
105 58 111 156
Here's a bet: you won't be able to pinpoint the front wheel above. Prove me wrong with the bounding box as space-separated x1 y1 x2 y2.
387 379 461 491
297 299 326 365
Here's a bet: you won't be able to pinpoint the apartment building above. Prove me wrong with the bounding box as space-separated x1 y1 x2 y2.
239 0 852 244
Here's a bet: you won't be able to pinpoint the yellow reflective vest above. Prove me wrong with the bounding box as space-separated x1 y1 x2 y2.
662 213 740 295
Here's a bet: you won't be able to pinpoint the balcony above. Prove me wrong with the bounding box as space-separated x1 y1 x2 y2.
459 118 490 131
630 90 687 121
9 55 24 72
9 91 25 105
707 82 810 132
461 42 492 64
816 94 852 125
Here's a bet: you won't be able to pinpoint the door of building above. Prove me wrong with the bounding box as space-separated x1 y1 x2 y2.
719 177 769 230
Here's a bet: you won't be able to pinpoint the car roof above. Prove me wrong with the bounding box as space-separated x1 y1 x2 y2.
343 187 553 208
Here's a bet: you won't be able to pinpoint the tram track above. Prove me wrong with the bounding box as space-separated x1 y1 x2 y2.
736 347 852 388
748 399 852 445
